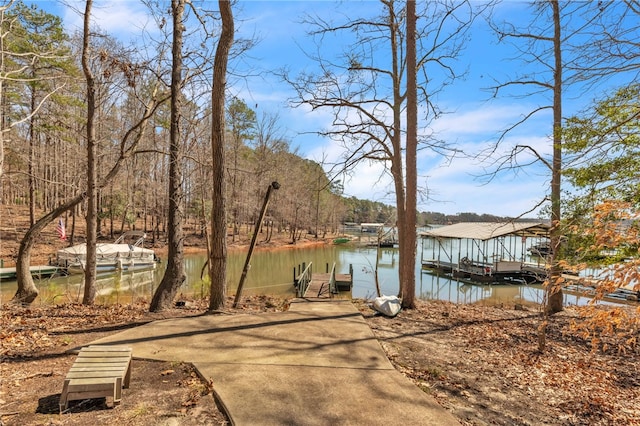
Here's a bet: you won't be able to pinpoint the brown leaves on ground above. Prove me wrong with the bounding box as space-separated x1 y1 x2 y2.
0 296 288 359
0 295 287 426
2 297 639 425
356 299 640 426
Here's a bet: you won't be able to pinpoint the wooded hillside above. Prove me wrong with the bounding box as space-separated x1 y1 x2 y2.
0 2 349 242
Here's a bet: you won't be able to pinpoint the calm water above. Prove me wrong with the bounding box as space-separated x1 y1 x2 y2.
0 243 597 306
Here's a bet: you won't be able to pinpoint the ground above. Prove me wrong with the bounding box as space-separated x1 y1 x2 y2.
2 298 639 426
356 300 639 426
0 298 279 426
1 206 639 425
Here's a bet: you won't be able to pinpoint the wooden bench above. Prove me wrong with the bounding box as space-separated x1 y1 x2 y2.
60 345 132 413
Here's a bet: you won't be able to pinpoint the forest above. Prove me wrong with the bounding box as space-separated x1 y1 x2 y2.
0 5 345 244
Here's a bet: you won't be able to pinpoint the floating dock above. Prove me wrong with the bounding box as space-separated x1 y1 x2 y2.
0 265 60 280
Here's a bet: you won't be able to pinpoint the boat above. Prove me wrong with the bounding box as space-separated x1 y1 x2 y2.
372 295 402 317
528 242 551 257
53 231 159 274
333 237 351 245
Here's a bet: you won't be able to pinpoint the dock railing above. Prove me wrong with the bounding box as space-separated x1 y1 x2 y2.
329 262 337 294
295 262 313 297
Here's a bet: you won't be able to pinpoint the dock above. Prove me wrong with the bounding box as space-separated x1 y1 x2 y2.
302 272 332 298
422 259 547 284
0 265 60 280
420 222 551 285
293 262 353 298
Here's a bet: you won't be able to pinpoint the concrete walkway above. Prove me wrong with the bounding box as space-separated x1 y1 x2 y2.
88 299 460 425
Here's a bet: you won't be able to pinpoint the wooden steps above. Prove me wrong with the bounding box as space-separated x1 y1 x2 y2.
60 345 132 412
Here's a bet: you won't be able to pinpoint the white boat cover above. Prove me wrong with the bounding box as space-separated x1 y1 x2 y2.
372 295 402 317
57 243 155 261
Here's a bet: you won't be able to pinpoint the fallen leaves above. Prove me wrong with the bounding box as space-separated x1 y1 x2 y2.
357 299 640 426
0 303 150 359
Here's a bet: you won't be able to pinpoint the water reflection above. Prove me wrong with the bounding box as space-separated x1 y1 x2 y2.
0 245 608 306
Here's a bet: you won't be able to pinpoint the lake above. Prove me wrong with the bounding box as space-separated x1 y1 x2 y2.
0 243 598 306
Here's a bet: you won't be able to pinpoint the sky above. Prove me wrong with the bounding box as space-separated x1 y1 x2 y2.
27 0 634 218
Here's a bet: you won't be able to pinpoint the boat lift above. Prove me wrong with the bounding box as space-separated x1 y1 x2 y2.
420 222 551 284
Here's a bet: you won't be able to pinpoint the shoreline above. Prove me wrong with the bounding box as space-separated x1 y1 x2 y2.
0 233 333 268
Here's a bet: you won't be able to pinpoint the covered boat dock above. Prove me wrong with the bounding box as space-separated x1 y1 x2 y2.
420 222 550 284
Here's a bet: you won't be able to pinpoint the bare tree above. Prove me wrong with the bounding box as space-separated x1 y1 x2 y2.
208 0 234 312
150 0 186 312
80 0 99 304
568 0 640 85
284 0 475 308
402 0 417 308
0 1 8 184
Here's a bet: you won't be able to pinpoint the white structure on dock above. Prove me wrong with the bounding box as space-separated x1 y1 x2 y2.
420 222 550 284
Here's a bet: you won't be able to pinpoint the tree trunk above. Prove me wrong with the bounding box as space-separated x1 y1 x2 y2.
208 0 234 312
150 0 186 312
12 195 86 304
401 0 417 309
547 0 563 315
389 2 408 303
81 0 98 305
0 5 4 185
28 84 36 226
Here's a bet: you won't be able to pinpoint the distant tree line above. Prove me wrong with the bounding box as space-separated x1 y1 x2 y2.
340 198 540 227
419 211 541 226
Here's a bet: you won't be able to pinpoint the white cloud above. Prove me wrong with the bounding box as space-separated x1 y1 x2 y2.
62 1 154 39
432 103 518 136
423 169 549 217
342 161 395 204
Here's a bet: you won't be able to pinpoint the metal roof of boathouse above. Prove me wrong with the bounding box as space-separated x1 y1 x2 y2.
420 222 550 241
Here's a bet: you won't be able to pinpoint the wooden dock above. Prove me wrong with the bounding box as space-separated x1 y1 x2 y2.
294 263 353 299
302 273 353 298
304 273 332 298
422 259 547 284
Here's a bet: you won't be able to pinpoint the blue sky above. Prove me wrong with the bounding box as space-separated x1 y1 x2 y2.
29 0 633 218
